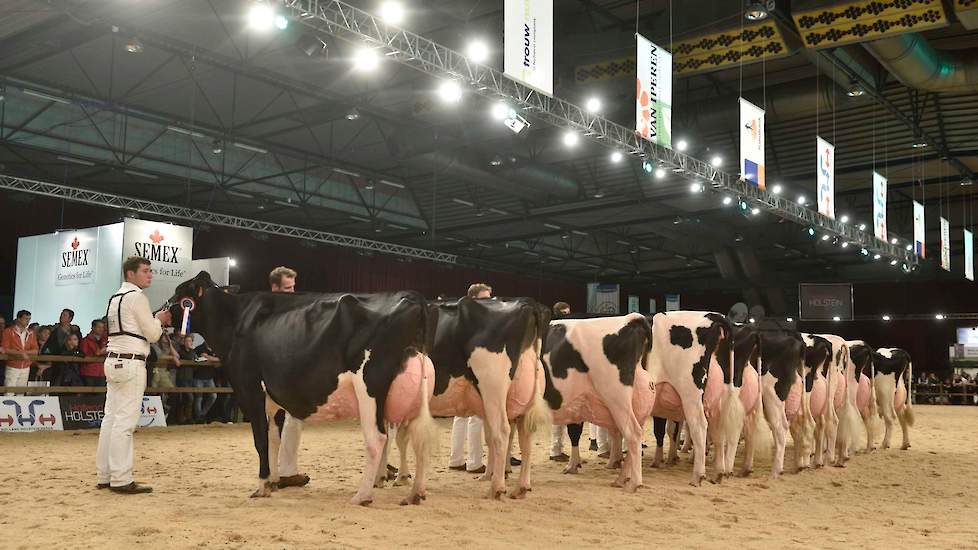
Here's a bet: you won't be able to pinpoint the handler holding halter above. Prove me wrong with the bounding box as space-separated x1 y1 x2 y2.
95 256 171 494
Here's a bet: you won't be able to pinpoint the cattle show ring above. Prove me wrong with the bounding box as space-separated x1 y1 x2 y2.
3 0 978 548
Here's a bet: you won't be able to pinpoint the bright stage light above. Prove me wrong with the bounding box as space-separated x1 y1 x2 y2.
610 151 623 163
676 139 688 152
353 48 380 71
467 39 490 63
437 80 462 103
379 1 405 24
585 97 602 113
562 132 579 147
247 3 276 30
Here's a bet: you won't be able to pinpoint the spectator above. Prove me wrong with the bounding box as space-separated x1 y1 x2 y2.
3 310 39 396
28 322 39 335
174 334 197 424
48 309 82 354
30 326 54 381
79 319 109 387
192 338 219 424
43 333 85 387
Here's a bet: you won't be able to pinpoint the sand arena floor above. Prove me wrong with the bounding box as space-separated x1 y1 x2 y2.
1 405 977 549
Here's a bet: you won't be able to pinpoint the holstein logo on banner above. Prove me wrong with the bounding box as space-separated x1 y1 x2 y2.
816 136 835 218
965 229 974 282
56 227 99 286
913 201 926 258
0 397 64 432
504 0 553 95
122 218 193 309
635 33 672 147
873 172 887 241
739 98 765 189
59 395 167 429
941 217 950 271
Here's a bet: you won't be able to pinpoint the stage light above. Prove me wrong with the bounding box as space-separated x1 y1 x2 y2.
229 258 238 267
786 317 794 322
353 47 380 71
690 182 703 193
797 195 807 205
491 102 509 120
771 184 782 194
585 97 602 113
832 316 841 321
840 214 849 223
274 14 288 30
873 253 881 260
345 107 361 121
840 241 849 248
723 196 733 206
936 314 945 320
379 1 405 24
858 223 866 231
466 39 490 63
676 139 688 152
710 155 722 167
125 38 144 54
749 317 756 323
654 167 666 179
882 315 891 321
891 237 898 244
247 2 276 30
805 226 816 237
905 244 912 251
562 132 579 147
860 248 869 256
745 1 770 20
890 259 898 265
751 207 760 216
610 151 623 163
211 139 223 155
437 80 462 103
642 161 653 174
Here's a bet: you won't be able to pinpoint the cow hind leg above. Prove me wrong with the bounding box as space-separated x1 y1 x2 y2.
238 384 274 498
264 398 284 490
651 416 665 468
393 425 412 487
740 411 756 477
607 428 624 470
563 423 584 474
374 427 393 488
350 378 388 506
509 416 534 499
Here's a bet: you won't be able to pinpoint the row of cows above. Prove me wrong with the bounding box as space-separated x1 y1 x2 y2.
166 272 914 505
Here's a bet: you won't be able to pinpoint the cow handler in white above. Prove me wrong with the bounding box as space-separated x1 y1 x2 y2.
95 256 171 494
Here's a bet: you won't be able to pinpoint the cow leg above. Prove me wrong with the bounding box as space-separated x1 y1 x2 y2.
606 428 623 470
264 398 283 489
667 421 683 464
651 416 665 468
509 416 534 499
349 372 388 506
393 424 412 486
563 422 584 474
740 410 756 477
763 390 788 478
237 381 274 498
505 421 516 475
610 407 645 492
897 404 913 451
374 426 392 488
875 377 897 450
680 398 708 486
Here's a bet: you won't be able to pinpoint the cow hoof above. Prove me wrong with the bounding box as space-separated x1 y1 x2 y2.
709 474 723 485
689 478 702 488
509 486 530 500
277 474 310 489
739 469 753 478
350 495 373 506
900 444 911 450
491 489 506 500
399 493 425 506
250 481 275 498
393 475 412 487
610 479 624 488
562 465 581 475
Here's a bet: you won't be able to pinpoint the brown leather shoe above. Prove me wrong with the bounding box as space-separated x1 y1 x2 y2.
448 464 467 471
549 453 570 462
278 474 311 489
109 482 153 494
96 483 110 490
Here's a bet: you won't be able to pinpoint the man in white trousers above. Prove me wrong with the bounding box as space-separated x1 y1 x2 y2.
96 256 170 494
268 266 312 489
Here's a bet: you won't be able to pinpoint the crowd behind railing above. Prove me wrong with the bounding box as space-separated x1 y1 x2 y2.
0 308 237 424
913 371 978 405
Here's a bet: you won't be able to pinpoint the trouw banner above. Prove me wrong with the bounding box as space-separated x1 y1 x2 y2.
122 218 193 310
873 171 887 242
966 229 974 281
56 227 100 287
941 217 950 271
913 201 926 258
587 283 620 314
0 396 63 432
636 34 672 147
505 0 553 95
816 136 835 219
739 98 765 189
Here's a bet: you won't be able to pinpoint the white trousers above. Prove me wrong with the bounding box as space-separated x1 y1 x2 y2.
448 416 484 470
279 413 304 477
589 423 609 452
96 358 147 487
3 367 29 396
550 425 568 456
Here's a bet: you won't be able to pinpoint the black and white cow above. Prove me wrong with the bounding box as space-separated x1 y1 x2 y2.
847 340 880 452
648 311 740 485
167 272 437 506
410 297 550 500
869 348 915 450
540 313 654 491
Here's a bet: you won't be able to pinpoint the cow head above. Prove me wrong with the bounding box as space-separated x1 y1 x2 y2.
166 271 238 337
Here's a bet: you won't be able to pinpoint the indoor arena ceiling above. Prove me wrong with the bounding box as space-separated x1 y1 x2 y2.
1 0 977 307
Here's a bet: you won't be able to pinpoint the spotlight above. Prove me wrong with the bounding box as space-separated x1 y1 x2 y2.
797 195 807 205
805 226 816 237
745 1 771 21
840 214 849 223
345 107 361 121
846 85 865 97
771 184 782 194
562 132 579 147
229 258 238 267
642 161 653 174
751 207 760 216
654 167 666 179
858 223 866 231
739 200 749 213
749 317 756 323
911 138 928 149
890 259 898 265
786 317 794 322
690 182 703 193
676 139 688 152
935 313 945 320
466 39 490 63
873 254 881 260
723 196 733 206
592 188 606 199
890 237 898 244
710 155 722 167
353 47 380 71
832 316 841 321
437 80 462 103
840 241 849 248
274 14 288 30
491 102 509 120
211 139 223 155
882 315 891 321
489 154 503 167
860 248 869 256
379 1 405 24
905 244 912 251
610 151 623 163
822 234 831 241
585 97 602 113
247 2 276 30
124 37 144 54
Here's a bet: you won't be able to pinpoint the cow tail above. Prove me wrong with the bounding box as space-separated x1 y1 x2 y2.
752 335 772 454
522 304 552 435
901 360 915 427
404 352 438 473
718 322 745 463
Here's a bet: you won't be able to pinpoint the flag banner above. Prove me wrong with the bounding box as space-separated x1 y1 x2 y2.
665 293 680 311
941 217 950 271
739 98 765 189
55 227 100 287
873 171 887 241
913 200 925 258
587 283 620 314
817 136 835 218
505 0 553 95
636 34 672 147
965 229 974 281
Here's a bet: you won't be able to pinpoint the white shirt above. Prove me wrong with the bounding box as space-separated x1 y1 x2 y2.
13 325 28 347
106 282 163 356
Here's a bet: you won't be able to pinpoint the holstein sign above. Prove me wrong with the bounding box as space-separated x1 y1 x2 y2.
56 227 99 286
122 218 193 309
799 283 853 321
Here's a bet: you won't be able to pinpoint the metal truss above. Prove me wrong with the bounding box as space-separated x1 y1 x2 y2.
0 174 457 264
283 0 916 265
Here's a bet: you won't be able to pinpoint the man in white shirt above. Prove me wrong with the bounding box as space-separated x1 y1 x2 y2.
95 256 171 494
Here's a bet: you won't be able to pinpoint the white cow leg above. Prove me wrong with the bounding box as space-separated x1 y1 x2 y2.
393 423 412 486
666 421 682 464
349 384 387 506
898 407 912 450
740 412 756 477
510 416 533 499
681 399 708 486
606 429 623 469
764 392 788 478
564 445 583 474
374 428 392 488
264 399 282 489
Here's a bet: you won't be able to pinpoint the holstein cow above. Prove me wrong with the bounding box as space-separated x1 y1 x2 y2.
847 340 880 452
801 334 855 467
539 313 654 491
397 297 550 500
869 348 915 450
648 311 741 485
816 334 860 465
733 327 809 478
166 272 437 506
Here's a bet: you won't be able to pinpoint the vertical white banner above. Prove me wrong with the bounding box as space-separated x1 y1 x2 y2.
941 217 950 271
122 218 194 310
504 0 553 95
586 283 620 314
739 98 765 189
965 229 974 281
665 293 680 311
636 34 672 147
649 298 657 314
627 295 640 313
816 136 835 218
873 172 887 241
913 201 926 258
55 227 100 286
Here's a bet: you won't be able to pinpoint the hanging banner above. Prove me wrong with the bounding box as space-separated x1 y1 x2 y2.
665 293 680 311
913 201 926 258
873 172 887 241
816 136 835 218
627 295 640 313
739 98 765 189
55 227 100 287
965 229 974 281
504 0 553 95
586 283 620 314
122 218 194 310
649 298 657 314
635 34 672 147
941 217 951 271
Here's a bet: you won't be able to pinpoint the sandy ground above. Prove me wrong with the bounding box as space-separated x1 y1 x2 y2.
1 405 977 549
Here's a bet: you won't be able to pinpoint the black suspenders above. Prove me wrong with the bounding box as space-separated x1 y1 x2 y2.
106 290 148 341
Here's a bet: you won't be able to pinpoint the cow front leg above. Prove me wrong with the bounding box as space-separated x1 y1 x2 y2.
237 382 274 498
374 429 393 488
350 376 388 506
606 428 624 470
682 402 708 486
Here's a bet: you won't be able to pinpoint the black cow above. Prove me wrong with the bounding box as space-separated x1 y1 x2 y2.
167 271 436 505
